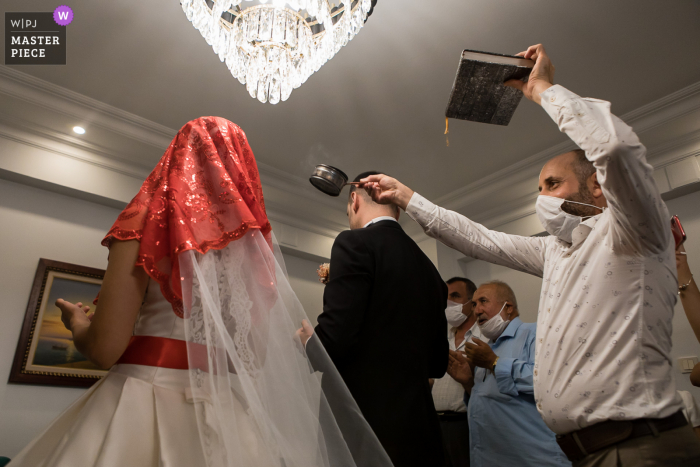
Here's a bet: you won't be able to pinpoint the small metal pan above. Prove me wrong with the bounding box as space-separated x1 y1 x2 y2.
309 164 362 197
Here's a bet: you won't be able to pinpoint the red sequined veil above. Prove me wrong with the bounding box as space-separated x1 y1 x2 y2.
103 116 271 317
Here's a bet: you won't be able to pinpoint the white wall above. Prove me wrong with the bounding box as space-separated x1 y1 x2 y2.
461 189 700 403
0 178 328 457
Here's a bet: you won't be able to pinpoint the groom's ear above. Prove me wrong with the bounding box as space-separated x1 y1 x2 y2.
350 191 360 214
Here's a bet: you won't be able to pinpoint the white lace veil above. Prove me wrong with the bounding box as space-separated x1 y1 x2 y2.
178 229 394 467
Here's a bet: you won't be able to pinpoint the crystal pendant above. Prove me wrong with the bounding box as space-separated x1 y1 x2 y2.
269 72 281 104
259 9 273 41
247 71 258 98
266 48 279 74
246 11 258 42
286 16 297 48
307 0 318 17
234 16 245 47
318 0 330 25
217 29 229 62
257 74 270 103
253 11 262 41
297 24 306 54
291 56 302 88
272 10 286 42
183 0 194 21
237 48 248 84
225 42 238 73
280 54 292 101
246 50 260 97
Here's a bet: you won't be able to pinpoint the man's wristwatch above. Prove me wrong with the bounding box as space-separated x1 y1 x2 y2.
491 356 499 374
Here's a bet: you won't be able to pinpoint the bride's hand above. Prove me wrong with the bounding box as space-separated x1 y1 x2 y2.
296 319 314 347
57 299 92 332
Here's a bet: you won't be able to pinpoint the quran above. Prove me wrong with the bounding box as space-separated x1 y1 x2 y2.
445 49 534 126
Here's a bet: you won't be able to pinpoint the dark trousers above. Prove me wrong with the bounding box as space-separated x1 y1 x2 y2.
439 415 470 467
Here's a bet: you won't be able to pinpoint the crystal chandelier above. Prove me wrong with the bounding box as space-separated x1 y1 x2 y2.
181 0 377 104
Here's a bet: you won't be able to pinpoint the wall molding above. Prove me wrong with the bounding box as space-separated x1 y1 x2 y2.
0 119 151 181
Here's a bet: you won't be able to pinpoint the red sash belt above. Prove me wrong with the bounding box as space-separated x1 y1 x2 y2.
116 335 189 370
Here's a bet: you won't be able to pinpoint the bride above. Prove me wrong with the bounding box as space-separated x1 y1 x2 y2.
9 117 393 467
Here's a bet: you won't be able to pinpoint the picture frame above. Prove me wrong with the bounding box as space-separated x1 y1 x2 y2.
9 259 107 387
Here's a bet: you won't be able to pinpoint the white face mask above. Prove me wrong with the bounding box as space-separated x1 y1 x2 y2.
535 195 603 243
445 300 467 327
478 302 510 340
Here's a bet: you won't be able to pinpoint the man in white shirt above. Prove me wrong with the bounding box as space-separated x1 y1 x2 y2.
359 44 700 466
431 277 482 466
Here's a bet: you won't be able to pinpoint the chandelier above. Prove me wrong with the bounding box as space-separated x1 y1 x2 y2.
181 0 377 104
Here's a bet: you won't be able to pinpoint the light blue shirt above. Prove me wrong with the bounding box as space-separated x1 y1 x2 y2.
467 318 570 467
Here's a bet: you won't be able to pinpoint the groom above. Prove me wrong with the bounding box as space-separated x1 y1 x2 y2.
302 171 449 467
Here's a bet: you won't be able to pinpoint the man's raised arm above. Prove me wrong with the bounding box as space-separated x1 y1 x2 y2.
507 44 670 255
360 175 547 277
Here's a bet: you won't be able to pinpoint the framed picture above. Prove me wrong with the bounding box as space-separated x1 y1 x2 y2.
9 259 107 387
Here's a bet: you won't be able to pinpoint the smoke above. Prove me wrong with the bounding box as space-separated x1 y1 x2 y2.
302 142 335 172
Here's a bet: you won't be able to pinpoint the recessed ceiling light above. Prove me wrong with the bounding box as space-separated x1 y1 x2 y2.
73 126 86 135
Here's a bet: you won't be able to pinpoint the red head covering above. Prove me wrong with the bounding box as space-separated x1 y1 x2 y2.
102 117 271 316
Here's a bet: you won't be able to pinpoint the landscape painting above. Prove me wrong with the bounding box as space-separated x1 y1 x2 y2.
9 259 107 387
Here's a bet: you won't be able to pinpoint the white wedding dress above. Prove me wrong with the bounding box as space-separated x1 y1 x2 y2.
9 279 263 467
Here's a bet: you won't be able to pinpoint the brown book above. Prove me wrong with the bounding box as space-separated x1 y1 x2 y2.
445 50 534 126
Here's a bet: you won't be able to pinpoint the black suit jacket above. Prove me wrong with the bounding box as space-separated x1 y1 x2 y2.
315 220 448 467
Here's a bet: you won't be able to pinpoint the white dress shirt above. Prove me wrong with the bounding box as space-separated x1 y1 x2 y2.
407 84 682 434
432 321 486 412
363 216 398 228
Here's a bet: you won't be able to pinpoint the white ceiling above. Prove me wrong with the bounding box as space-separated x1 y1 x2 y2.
2 0 700 230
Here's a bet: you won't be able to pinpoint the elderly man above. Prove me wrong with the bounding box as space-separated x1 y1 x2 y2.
360 44 700 466
448 280 569 466
431 277 482 467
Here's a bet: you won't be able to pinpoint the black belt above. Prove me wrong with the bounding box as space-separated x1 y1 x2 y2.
556 410 688 462
436 411 468 421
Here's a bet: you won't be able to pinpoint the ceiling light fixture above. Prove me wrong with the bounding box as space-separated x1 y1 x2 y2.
73 126 86 134
181 0 377 104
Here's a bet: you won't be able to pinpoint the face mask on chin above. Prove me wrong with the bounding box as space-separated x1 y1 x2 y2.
535 195 604 243
478 302 510 340
445 300 468 327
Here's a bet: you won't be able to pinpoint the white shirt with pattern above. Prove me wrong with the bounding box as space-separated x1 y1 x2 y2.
406 84 682 434
432 321 486 413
